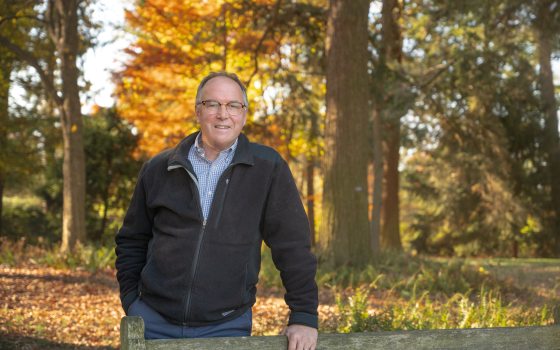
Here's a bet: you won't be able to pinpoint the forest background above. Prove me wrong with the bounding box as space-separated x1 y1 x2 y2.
0 0 559 348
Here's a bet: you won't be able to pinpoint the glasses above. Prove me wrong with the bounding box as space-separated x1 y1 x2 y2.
197 100 247 116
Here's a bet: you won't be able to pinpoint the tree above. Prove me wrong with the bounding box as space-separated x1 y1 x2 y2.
0 0 88 252
0 0 42 235
0 30 13 235
117 0 327 240
399 0 555 256
117 0 326 156
83 107 142 242
320 0 371 265
534 0 560 255
378 0 405 251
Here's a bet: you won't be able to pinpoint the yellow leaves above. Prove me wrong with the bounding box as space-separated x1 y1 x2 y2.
71 124 78 133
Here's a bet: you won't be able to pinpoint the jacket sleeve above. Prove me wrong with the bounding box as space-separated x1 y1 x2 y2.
115 161 154 314
262 158 319 329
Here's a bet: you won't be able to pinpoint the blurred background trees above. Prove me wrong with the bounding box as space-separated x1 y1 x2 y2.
1 0 558 261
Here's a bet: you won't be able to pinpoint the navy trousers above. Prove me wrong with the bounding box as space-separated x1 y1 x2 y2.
128 298 252 339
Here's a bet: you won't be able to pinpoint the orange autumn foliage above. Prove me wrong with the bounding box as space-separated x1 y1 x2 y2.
116 0 318 156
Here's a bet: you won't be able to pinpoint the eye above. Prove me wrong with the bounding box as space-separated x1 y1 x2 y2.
227 102 243 110
205 100 220 108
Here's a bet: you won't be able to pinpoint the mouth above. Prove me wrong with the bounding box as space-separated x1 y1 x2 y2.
214 125 231 129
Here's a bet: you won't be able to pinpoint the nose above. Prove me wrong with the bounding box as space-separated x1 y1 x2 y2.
216 104 230 119
216 106 227 119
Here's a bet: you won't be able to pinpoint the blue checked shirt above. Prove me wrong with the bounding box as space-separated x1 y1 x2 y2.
187 134 237 220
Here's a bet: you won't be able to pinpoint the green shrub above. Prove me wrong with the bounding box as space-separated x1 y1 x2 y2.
2 204 57 243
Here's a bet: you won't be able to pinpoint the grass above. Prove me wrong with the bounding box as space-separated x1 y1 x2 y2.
334 285 553 333
259 246 558 332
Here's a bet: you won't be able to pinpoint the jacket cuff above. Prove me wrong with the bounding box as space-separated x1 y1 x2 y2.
288 311 318 329
121 291 139 315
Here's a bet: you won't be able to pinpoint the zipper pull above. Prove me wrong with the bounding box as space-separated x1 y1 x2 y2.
226 178 230 185
203 219 207 227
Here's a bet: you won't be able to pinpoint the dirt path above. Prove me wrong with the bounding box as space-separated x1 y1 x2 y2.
470 258 560 303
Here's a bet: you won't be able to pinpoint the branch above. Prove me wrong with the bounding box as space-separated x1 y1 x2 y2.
245 0 283 87
0 15 45 27
0 35 63 106
416 57 457 89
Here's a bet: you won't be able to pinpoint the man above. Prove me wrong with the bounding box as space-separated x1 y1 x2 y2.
115 72 318 350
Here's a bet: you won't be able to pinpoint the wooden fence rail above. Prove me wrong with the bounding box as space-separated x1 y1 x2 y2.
120 316 560 350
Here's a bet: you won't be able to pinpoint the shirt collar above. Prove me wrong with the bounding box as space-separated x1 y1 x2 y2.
194 133 238 159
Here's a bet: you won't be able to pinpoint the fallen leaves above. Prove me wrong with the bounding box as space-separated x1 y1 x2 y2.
0 264 338 348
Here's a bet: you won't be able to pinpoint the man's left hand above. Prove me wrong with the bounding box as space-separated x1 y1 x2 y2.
283 324 318 350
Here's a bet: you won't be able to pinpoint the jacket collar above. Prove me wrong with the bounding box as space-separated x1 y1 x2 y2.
167 131 254 170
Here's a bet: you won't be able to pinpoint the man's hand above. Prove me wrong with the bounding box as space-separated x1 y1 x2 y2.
283 324 318 350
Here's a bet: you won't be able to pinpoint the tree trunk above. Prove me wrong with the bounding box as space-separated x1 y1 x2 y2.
370 108 382 254
306 156 316 247
535 2 560 255
321 0 371 266
379 0 403 251
381 117 402 250
0 52 11 235
48 0 86 252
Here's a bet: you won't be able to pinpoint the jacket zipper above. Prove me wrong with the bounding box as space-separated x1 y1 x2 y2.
181 167 206 325
183 218 206 324
173 162 237 324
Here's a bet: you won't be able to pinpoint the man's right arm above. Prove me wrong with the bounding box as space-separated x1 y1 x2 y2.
115 162 154 314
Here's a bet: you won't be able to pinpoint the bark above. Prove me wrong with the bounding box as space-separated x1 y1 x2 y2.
0 174 3 235
0 51 12 235
306 156 316 247
379 0 403 251
370 108 382 254
47 0 86 252
381 118 402 249
321 0 371 266
535 2 560 255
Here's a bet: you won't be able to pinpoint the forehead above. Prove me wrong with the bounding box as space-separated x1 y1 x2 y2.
200 76 244 100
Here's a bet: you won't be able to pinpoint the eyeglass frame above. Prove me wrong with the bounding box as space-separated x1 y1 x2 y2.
196 99 247 116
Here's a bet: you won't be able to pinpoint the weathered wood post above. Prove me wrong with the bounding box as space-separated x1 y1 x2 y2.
120 316 146 350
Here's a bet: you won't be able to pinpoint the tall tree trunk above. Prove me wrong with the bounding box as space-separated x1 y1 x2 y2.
308 108 320 248
379 0 403 251
535 2 560 255
370 108 382 254
321 0 371 266
0 53 11 235
381 117 402 249
306 155 316 247
48 0 86 252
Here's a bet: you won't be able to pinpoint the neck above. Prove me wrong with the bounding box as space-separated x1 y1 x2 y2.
199 136 233 162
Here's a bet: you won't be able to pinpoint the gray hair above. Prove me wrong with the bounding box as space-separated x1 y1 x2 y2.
195 71 249 107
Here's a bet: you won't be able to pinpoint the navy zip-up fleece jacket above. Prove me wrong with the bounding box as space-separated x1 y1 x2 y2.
115 132 318 328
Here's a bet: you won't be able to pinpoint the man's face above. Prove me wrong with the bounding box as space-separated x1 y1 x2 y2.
196 76 247 152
